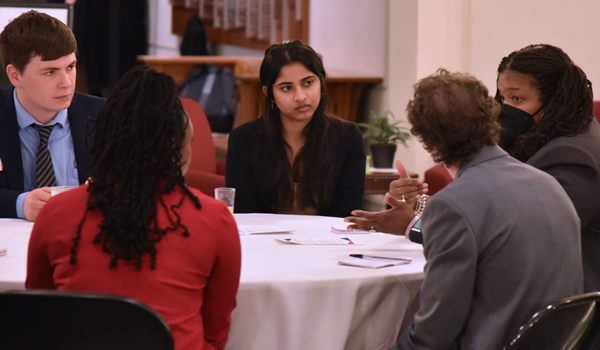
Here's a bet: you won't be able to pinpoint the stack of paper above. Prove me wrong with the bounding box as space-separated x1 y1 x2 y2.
331 226 370 234
369 167 399 174
338 258 410 269
237 225 294 235
276 237 363 245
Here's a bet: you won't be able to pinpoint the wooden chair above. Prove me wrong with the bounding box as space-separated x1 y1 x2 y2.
504 292 600 350
0 289 174 350
180 97 226 197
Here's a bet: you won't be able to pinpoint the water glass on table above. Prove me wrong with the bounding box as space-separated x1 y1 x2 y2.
215 187 235 213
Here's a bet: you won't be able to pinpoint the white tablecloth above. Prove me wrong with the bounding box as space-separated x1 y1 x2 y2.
0 219 33 291
0 214 425 350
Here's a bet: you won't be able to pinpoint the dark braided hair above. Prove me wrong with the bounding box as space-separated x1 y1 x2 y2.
495 44 594 161
254 39 339 212
70 65 200 270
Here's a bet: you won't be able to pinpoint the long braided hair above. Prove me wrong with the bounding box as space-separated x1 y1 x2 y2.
495 44 593 161
70 66 200 270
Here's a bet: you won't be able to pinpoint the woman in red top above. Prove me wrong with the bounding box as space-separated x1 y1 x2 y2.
26 66 242 350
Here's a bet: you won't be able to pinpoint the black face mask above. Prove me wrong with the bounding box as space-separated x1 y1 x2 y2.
497 104 537 151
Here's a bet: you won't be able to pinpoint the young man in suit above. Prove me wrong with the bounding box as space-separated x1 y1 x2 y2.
357 69 583 350
0 10 105 221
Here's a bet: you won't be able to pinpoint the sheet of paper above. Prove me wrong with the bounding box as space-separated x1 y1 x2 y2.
331 226 371 234
238 225 294 235
369 167 399 174
276 237 363 245
338 258 410 269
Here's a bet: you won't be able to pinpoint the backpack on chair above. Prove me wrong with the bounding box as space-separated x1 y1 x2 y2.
180 63 239 133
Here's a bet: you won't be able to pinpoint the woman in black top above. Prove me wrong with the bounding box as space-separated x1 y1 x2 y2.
226 40 365 217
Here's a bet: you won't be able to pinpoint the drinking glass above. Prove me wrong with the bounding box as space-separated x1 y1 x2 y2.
214 187 235 213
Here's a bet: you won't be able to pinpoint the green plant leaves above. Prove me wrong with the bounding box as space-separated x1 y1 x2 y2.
358 110 411 147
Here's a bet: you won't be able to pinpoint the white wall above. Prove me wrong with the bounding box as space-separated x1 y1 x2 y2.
386 0 419 173
309 0 386 76
470 0 600 94
385 0 600 176
147 0 179 55
386 0 472 176
415 0 470 76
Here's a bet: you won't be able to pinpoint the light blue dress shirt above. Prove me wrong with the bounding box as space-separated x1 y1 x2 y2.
14 90 79 218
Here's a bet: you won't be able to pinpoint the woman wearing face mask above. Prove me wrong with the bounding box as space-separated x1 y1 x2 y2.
496 44 600 292
226 40 366 217
347 45 600 293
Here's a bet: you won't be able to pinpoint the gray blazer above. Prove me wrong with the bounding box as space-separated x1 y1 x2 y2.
393 145 583 350
527 119 600 292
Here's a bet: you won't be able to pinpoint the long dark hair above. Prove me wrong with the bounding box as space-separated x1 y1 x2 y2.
496 44 593 161
254 39 339 212
71 66 200 270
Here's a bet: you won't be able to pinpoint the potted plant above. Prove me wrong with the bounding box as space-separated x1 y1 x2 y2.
358 110 411 168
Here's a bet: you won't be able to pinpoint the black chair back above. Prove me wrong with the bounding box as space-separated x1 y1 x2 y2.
0 289 174 350
505 292 600 350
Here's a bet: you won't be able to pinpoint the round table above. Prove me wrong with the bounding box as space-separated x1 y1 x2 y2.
0 219 33 291
0 214 425 350
229 214 424 350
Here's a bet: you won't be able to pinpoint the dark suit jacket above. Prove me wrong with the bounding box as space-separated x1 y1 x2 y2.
0 86 105 218
527 119 600 292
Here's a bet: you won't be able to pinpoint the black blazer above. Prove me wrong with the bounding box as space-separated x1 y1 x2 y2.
527 119 600 292
0 86 105 218
226 116 366 217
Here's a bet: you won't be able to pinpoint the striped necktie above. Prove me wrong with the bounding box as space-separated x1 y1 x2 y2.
31 124 57 188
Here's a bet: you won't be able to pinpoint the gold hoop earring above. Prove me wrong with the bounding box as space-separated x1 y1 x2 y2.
271 101 277 110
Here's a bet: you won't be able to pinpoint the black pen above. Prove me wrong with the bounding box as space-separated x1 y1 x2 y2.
350 254 412 262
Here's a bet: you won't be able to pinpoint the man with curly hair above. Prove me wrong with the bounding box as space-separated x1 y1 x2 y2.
386 69 583 350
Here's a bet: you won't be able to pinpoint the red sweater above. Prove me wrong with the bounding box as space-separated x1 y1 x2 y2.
26 185 241 350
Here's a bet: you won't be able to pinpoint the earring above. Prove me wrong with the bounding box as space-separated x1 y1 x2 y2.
271 101 278 110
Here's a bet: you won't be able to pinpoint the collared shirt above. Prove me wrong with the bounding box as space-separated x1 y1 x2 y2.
14 89 78 218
